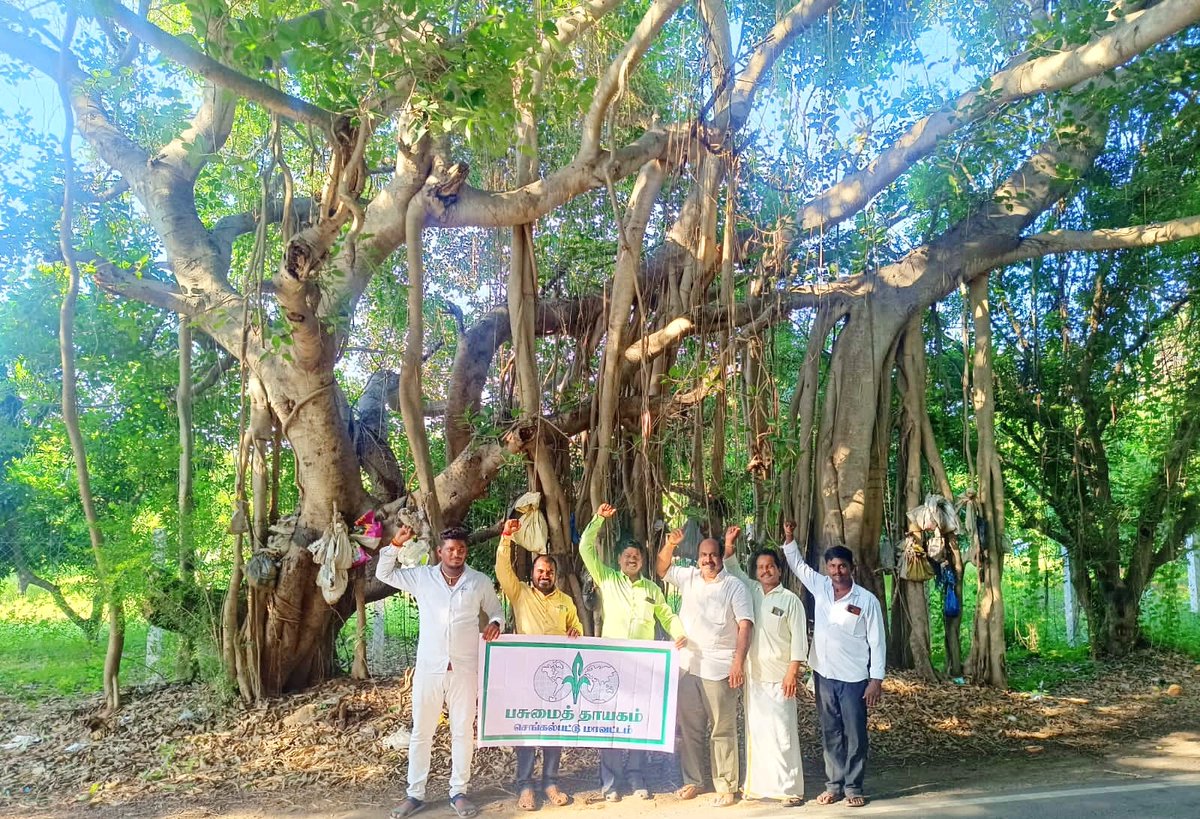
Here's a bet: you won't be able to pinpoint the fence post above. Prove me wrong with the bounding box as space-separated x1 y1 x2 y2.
1063 546 1077 647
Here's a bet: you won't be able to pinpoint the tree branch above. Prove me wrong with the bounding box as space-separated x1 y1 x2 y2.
0 21 148 178
93 1 338 133
988 214 1200 268
796 0 1200 233
84 253 194 315
579 0 687 159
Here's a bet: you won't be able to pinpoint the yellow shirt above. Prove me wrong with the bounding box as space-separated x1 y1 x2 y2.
496 537 583 637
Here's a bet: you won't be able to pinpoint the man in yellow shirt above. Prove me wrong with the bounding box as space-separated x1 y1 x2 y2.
496 518 582 810
579 503 687 802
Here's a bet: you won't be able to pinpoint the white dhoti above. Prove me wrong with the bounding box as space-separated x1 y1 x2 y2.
407 668 478 800
743 678 803 799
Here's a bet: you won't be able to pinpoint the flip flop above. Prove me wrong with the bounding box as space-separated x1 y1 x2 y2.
846 795 868 807
815 791 841 805
449 794 479 817
675 784 700 800
390 797 426 818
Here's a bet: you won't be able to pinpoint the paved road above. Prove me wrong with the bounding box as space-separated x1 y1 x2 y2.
855 775 1200 817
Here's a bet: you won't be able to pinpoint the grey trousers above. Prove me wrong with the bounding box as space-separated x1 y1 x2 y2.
814 672 869 797
677 671 739 794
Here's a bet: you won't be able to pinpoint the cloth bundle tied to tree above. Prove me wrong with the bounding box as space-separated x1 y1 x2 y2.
897 534 936 582
899 494 962 581
308 507 354 604
509 491 549 555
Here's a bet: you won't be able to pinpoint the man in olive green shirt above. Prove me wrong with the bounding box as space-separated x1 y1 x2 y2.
580 503 687 801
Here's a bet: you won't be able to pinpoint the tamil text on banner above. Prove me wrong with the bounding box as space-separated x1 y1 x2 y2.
477 635 678 750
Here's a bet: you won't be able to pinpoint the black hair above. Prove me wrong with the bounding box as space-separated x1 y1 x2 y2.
751 548 783 577
824 544 854 566
533 553 558 573
440 526 471 545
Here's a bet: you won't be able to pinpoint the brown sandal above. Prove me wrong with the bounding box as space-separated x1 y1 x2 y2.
815 791 841 805
845 795 867 807
675 784 700 800
544 785 570 807
518 788 536 811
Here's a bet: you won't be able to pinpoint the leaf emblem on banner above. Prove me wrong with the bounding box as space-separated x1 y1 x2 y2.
562 652 591 705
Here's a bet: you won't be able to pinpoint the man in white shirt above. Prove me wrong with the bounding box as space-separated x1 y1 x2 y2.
377 524 504 819
781 521 885 808
722 526 807 806
656 529 754 807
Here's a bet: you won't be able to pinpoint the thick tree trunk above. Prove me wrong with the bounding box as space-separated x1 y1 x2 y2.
1088 578 1145 657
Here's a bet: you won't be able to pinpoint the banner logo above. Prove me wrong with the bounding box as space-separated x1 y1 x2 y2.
534 652 619 705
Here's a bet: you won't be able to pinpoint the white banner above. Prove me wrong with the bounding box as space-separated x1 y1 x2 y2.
477 635 678 750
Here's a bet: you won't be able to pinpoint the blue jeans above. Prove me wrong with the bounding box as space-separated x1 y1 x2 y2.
516 746 562 791
814 673 869 797
599 748 647 794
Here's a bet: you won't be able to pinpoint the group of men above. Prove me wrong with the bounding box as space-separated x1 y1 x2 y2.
374 511 885 818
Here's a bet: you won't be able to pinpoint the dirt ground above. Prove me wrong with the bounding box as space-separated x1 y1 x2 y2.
1 650 1196 818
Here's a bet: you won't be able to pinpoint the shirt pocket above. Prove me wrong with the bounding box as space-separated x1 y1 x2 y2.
830 604 866 637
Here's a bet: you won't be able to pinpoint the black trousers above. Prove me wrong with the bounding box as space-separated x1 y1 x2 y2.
814 673 869 797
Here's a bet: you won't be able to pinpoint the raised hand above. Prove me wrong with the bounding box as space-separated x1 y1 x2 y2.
597 503 617 519
783 520 796 541
724 525 740 558
666 528 684 549
501 518 521 539
390 523 414 547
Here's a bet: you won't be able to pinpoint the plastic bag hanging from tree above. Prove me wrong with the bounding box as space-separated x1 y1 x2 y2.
509 491 549 555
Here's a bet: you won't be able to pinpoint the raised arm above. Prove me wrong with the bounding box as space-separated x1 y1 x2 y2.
494 518 523 601
780 520 823 594
656 527 684 579
722 525 751 587
579 503 618 583
375 524 425 595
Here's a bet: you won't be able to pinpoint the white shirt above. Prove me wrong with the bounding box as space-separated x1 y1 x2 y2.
376 545 504 674
726 556 808 683
664 564 755 680
782 540 885 683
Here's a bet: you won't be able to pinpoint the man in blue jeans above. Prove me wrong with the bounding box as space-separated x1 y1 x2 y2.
781 521 885 807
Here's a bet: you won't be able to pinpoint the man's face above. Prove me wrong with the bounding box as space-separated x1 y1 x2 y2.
532 555 557 593
756 554 781 588
826 557 853 588
698 539 723 578
619 546 643 578
438 538 468 569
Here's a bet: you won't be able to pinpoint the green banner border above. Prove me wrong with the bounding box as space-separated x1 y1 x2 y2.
480 640 674 746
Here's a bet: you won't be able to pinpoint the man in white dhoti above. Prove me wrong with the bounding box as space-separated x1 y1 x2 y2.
377 525 505 818
723 526 807 807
